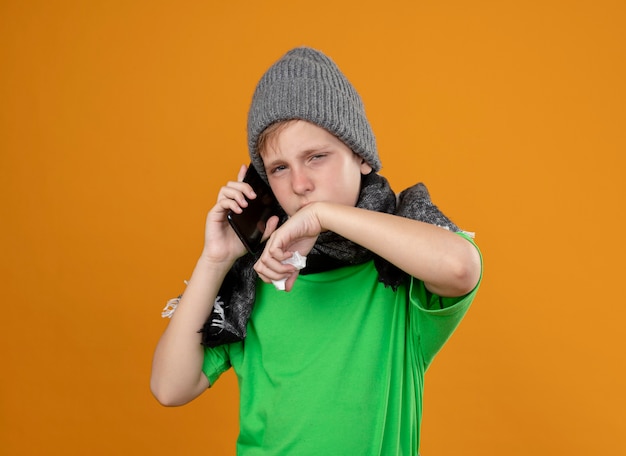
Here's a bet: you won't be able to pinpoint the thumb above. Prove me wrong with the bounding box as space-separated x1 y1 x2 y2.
284 270 301 292
261 215 281 243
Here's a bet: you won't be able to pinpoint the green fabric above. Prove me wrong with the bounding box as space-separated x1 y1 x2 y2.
203 247 480 455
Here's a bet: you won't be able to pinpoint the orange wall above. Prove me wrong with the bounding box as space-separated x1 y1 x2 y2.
1 1 625 455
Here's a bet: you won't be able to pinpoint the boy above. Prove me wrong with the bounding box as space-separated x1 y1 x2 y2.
151 47 482 455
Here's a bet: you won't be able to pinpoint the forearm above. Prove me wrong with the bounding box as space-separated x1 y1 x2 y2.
150 256 232 406
316 203 481 297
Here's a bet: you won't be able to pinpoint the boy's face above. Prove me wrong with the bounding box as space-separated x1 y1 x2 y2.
261 120 372 217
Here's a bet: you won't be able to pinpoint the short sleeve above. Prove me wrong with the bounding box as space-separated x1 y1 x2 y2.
202 344 232 387
410 232 482 369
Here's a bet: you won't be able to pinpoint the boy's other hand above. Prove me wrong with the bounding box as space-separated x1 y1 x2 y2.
253 203 323 291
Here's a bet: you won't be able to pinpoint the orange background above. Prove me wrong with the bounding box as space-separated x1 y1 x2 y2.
1 1 624 454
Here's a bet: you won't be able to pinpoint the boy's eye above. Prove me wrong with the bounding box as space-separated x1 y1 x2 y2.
271 165 286 174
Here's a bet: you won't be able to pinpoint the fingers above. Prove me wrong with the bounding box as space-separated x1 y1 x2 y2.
217 185 254 214
215 166 257 215
254 219 316 291
203 165 255 262
254 258 297 288
253 239 296 285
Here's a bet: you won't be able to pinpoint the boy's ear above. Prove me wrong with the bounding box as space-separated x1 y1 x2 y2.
360 159 373 175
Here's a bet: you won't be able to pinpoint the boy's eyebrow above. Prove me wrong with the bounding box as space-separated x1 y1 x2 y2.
264 144 333 167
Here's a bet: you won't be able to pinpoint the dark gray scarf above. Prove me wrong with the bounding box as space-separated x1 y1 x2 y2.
200 172 461 347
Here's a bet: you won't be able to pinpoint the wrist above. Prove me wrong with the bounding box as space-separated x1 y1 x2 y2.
197 251 237 274
309 201 335 232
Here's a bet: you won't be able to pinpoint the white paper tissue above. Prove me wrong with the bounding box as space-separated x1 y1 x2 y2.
272 251 307 291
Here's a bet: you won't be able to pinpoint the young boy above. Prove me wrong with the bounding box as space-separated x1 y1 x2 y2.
151 47 482 455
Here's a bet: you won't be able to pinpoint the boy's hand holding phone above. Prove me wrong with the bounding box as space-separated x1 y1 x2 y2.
227 164 284 255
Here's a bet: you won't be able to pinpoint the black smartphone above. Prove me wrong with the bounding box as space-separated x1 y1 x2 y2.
227 164 283 254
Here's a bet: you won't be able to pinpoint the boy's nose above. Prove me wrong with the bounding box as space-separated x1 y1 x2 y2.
291 168 314 195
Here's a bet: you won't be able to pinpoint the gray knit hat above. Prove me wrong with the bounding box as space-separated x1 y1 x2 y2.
247 47 380 182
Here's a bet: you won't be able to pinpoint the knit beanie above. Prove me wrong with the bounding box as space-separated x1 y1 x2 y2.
247 47 380 182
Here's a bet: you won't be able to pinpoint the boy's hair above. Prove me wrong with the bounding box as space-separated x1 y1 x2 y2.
255 120 291 160
247 47 381 182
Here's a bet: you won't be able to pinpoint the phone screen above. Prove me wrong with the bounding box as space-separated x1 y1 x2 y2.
227 165 283 254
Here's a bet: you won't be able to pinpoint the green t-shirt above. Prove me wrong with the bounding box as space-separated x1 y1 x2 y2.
203 252 480 455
